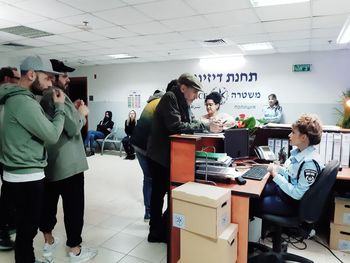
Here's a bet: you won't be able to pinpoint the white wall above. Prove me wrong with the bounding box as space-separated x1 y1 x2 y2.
73 49 349 130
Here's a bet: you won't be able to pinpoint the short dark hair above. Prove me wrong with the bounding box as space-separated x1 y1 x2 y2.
205 92 222 105
166 79 178 92
0 67 15 82
292 114 322 145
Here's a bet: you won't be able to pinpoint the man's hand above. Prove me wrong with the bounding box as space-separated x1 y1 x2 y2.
78 101 89 117
52 89 65 104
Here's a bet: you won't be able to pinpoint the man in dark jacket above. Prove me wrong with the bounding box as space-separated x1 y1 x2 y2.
147 73 205 243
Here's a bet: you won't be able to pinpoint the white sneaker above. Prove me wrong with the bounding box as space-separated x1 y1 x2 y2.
43 236 60 257
68 246 97 263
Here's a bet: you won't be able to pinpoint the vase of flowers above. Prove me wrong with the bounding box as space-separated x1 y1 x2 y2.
336 90 350 128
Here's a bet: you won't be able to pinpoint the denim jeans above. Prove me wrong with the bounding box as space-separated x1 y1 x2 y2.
84 130 105 150
135 151 152 214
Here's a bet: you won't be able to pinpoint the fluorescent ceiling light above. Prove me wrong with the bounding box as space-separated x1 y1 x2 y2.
337 17 350 44
238 42 273 51
199 55 246 70
108 53 133 59
250 0 309 7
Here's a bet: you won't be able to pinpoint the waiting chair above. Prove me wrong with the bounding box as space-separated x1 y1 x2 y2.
96 127 125 156
248 160 340 263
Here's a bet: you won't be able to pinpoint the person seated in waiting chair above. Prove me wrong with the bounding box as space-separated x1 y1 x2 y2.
122 110 137 160
84 111 114 155
257 114 324 217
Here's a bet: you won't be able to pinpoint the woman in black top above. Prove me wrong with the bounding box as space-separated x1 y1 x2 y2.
122 110 137 159
84 111 114 155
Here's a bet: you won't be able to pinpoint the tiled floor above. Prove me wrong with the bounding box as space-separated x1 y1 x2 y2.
0 152 349 263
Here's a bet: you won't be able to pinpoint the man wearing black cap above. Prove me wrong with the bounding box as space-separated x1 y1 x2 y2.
146 73 209 243
39 59 97 262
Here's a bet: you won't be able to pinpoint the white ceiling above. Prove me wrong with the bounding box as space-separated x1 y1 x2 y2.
0 0 349 66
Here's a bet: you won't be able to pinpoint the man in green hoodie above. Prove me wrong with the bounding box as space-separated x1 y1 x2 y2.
0 55 66 263
39 59 97 263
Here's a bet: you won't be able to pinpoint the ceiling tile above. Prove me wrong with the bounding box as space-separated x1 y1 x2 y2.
61 31 108 41
0 18 18 29
161 16 210 32
312 14 347 29
263 18 311 33
58 0 126 12
57 14 115 30
122 0 155 4
208 45 242 55
164 40 201 49
205 9 259 27
138 33 186 44
180 28 224 41
14 0 83 19
254 2 310 22
229 34 270 44
95 6 152 25
313 0 350 16
310 38 336 45
0 0 30 3
273 39 310 48
220 23 265 37
45 44 79 52
118 35 158 46
269 30 311 41
184 0 250 14
277 46 310 53
17 37 53 47
134 0 196 20
0 31 25 43
312 27 341 38
28 20 79 34
65 42 102 50
0 4 48 24
124 21 172 35
90 39 128 48
37 35 79 44
92 26 137 39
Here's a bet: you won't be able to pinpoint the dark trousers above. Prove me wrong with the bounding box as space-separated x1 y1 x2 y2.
259 181 299 216
7 179 44 263
40 173 84 248
122 136 135 157
149 159 169 236
0 163 16 237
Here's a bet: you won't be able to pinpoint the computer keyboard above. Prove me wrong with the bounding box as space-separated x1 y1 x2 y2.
241 166 268 181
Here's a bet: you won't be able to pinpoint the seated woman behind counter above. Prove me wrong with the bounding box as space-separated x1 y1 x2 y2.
200 91 235 131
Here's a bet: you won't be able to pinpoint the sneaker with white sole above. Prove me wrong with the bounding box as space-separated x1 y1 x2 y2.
68 246 97 263
43 236 60 257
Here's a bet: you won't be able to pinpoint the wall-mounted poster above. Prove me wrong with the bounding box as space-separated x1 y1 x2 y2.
128 91 141 109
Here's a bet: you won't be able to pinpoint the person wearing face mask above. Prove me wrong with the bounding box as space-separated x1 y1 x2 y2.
0 55 66 263
39 59 97 263
84 111 114 156
263 93 283 124
200 91 235 131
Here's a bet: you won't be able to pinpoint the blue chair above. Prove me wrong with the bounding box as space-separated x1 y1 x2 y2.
96 127 125 156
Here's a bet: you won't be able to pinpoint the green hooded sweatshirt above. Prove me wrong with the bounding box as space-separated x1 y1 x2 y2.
0 84 65 175
40 88 88 182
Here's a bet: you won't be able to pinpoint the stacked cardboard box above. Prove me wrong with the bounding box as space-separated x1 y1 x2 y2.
330 197 350 252
172 182 238 263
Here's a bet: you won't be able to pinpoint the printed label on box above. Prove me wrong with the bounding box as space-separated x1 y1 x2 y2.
221 212 229 228
343 213 350 225
339 239 350 251
173 213 185 229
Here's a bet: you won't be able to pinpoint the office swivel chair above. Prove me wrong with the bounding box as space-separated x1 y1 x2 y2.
248 160 340 263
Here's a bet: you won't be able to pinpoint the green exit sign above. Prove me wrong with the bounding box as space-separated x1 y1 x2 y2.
293 64 311 72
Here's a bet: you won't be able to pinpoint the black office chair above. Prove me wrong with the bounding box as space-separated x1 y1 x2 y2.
248 160 340 263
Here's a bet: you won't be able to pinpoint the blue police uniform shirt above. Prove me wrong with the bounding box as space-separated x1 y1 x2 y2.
263 105 282 123
273 146 324 200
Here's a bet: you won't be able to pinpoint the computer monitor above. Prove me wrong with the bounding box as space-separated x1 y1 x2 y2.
224 128 249 159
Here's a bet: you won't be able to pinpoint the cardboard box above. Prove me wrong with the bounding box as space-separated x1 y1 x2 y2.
334 197 350 225
180 224 238 263
172 182 231 239
330 222 350 252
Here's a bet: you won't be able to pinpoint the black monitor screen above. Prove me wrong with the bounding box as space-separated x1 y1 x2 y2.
224 128 249 159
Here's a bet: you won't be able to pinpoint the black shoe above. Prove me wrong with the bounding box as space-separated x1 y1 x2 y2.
129 154 135 160
147 231 167 243
0 238 14 251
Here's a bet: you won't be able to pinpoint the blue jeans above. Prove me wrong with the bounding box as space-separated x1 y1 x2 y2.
135 151 152 214
84 130 105 150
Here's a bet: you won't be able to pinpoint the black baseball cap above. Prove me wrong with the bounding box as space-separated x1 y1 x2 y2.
50 59 75 73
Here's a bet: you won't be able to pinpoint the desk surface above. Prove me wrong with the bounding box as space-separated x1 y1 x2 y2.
337 167 350 180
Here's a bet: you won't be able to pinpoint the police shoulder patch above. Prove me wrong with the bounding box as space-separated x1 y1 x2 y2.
304 169 317 184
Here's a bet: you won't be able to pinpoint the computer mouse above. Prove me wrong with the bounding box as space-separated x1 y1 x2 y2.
235 176 246 185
